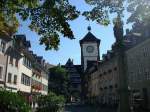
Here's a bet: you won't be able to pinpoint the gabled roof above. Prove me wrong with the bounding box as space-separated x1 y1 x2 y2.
80 32 100 44
15 35 26 41
14 34 31 48
65 58 73 66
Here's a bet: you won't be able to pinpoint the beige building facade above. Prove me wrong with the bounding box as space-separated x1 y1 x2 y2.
87 54 119 106
0 35 49 106
5 47 22 92
18 54 32 94
87 37 150 109
98 56 119 106
126 38 150 109
0 37 12 87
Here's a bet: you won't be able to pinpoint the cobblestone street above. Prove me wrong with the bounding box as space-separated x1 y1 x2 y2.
65 103 97 112
64 103 118 112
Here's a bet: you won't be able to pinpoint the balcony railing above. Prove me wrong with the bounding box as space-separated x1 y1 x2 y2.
31 84 42 91
32 69 41 77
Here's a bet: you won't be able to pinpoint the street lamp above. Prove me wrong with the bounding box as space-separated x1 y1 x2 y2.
113 14 130 112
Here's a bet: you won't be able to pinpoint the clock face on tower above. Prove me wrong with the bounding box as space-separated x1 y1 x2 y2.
86 45 94 53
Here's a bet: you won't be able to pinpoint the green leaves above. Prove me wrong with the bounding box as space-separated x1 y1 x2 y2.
27 0 79 50
0 12 19 37
84 0 150 28
127 0 150 25
1 0 149 50
49 66 70 98
82 8 110 26
0 0 38 36
37 92 65 112
0 0 79 50
0 89 31 112
83 0 125 26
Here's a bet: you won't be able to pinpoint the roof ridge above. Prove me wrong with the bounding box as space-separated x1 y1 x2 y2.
80 32 100 44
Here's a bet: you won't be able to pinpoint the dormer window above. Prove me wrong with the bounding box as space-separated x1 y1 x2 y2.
9 57 13 65
0 40 6 53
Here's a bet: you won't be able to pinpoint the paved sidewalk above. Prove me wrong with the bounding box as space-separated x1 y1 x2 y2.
97 107 117 112
65 103 97 112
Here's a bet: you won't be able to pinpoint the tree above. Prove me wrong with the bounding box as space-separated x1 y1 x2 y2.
0 89 31 112
127 0 150 25
0 0 38 37
37 91 65 112
83 0 150 26
83 0 125 25
0 0 79 50
48 66 70 98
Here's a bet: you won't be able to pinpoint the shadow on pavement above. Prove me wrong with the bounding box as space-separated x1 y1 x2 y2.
65 103 97 112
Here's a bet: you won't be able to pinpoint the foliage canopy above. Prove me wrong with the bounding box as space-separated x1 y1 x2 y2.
0 89 31 112
37 91 65 112
127 0 150 25
83 0 150 26
83 0 125 25
0 0 79 50
49 66 70 98
1 0 150 50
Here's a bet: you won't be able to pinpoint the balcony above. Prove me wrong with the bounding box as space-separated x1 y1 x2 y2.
31 84 42 92
32 69 41 77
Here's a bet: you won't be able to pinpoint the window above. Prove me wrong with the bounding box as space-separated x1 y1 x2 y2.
15 59 18 67
104 71 106 75
143 52 147 57
21 73 31 86
108 69 112 73
23 57 31 68
114 67 117 71
23 57 26 65
0 66 3 79
99 74 102 77
14 75 17 84
0 40 6 53
7 73 12 83
9 57 13 65
42 84 48 91
115 84 118 88
72 84 78 88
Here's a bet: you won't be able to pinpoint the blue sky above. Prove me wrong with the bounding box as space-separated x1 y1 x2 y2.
17 0 131 65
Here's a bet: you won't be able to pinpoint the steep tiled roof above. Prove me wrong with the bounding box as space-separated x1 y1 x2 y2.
80 32 100 44
14 35 31 48
65 58 73 67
